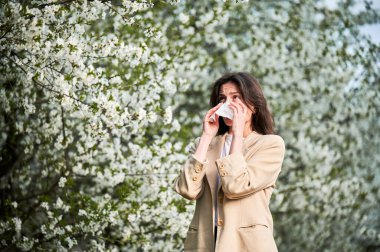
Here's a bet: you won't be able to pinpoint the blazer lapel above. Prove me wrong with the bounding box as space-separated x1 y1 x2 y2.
205 132 228 202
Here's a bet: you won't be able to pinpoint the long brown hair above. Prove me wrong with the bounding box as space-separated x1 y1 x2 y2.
210 72 275 135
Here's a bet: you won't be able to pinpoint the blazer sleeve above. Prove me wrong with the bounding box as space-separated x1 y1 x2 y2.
172 137 209 201
215 135 285 200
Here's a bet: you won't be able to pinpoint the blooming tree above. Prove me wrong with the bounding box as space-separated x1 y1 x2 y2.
0 0 379 251
0 0 188 250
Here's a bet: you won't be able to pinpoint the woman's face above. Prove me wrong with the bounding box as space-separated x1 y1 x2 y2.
218 82 254 128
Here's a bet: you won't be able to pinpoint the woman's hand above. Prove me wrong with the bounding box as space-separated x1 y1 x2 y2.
202 103 223 137
228 97 247 137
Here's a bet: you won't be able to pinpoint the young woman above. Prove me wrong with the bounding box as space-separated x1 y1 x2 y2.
173 72 285 252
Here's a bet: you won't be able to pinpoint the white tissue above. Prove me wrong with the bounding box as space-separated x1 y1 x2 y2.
209 102 234 122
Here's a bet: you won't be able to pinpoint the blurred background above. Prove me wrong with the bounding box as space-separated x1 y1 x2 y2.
1 0 379 251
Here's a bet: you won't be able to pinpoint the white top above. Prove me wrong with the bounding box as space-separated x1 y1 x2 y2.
214 133 234 227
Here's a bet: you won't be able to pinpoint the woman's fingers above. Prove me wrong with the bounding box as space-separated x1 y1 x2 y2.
205 102 223 121
209 103 223 114
235 98 247 113
231 98 247 113
214 114 219 126
229 101 243 115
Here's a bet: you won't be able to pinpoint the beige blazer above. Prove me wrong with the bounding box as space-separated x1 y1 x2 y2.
173 131 285 252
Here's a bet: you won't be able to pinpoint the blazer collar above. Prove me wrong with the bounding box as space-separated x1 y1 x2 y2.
208 130 263 154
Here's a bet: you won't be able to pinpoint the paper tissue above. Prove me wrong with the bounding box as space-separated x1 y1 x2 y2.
209 102 234 122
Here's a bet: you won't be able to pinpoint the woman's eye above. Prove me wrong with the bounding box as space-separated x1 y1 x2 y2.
219 97 225 102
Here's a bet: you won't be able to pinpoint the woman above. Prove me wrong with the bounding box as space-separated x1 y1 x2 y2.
173 72 285 252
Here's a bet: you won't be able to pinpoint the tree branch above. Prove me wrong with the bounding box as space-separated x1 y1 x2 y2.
0 25 13 40
37 0 77 9
1 53 90 107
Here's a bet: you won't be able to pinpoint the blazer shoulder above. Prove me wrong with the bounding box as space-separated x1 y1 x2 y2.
261 134 285 152
243 133 284 154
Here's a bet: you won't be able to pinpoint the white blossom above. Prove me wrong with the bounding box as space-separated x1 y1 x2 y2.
12 218 21 234
58 177 67 188
78 209 87 217
178 13 189 24
163 106 172 124
41 202 49 210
